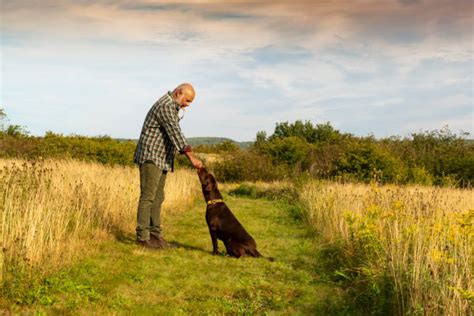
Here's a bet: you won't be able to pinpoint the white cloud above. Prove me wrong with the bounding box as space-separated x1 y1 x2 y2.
1 0 472 140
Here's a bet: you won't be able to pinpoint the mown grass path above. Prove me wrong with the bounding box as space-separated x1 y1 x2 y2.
16 195 340 314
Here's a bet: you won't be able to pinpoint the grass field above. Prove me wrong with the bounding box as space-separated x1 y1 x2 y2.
0 158 200 302
2 185 340 314
1 158 472 314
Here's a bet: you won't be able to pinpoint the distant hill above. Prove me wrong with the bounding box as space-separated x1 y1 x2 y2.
187 137 253 149
115 137 253 149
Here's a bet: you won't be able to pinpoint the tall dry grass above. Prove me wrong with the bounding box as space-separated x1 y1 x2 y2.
0 158 201 282
300 181 473 315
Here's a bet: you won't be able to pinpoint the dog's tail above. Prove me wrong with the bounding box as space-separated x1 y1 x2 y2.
248 248 262 258
248 248 275 262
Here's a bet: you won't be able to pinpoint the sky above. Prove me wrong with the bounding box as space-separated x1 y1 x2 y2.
1 0 473 141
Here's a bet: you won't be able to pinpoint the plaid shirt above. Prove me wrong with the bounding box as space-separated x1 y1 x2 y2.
134 92 191 171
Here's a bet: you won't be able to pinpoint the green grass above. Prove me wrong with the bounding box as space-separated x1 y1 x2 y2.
3 194 344 315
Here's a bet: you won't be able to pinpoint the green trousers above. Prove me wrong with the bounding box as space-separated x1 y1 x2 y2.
136 162 167 241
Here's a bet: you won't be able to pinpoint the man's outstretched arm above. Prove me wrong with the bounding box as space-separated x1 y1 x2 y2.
183 150 203 169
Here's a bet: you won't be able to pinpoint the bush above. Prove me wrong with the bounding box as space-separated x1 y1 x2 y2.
213 150 287 182
194 140 240 154
0 132 136 166
260 136 312 167
406 166 433 185
384 127 473 187
334 142 404 183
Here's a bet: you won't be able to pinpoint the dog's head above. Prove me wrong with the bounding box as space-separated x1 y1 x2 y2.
197 167 218 192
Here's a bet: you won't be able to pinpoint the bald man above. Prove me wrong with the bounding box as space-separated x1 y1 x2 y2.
133 83 203 249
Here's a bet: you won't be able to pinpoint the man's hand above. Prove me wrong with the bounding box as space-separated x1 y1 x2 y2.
190 156 203 169
185 151 203 169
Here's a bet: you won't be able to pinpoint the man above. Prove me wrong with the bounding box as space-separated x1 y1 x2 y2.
134 83 203 249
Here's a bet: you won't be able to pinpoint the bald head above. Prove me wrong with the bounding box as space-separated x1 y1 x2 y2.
172 83 195 108
173 83 195 95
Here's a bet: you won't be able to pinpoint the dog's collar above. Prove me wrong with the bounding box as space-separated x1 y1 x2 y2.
207 199 224 205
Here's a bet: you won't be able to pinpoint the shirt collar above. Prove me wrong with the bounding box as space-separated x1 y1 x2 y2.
167 91 181 111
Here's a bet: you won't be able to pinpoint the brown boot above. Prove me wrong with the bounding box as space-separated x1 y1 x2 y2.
136 239 160 249
150 235 176 249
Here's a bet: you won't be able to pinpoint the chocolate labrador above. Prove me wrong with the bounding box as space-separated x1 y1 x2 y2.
197 167 262 258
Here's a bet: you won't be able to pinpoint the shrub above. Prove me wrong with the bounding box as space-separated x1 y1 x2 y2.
406 166 433 185
0 132 136 166
213 150 287 182
384 127 473 187
260 136 312 167
334 142 404 183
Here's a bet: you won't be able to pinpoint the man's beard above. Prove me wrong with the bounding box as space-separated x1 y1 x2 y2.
178 108 185 121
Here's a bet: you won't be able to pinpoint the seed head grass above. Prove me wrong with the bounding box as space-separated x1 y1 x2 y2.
0 158 201 286
300 180 473 314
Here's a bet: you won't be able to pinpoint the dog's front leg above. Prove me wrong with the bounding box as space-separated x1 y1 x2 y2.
209 228 219 255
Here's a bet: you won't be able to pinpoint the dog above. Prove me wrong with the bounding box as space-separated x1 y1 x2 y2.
197 167 262 258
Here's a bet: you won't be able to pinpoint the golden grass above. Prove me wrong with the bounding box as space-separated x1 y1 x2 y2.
2 157 472 313
300 181 473 314
0 158 201 279
195 153 224 165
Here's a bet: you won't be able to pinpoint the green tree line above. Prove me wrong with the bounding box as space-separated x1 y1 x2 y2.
1 109 472 187
0 109 136 165
212 121 473 187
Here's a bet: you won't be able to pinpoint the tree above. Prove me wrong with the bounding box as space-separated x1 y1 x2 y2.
0 108 6 131
263 136 312 166
0 108 29 137
214 140 239 152
271 120 344 143
254 130 267 150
